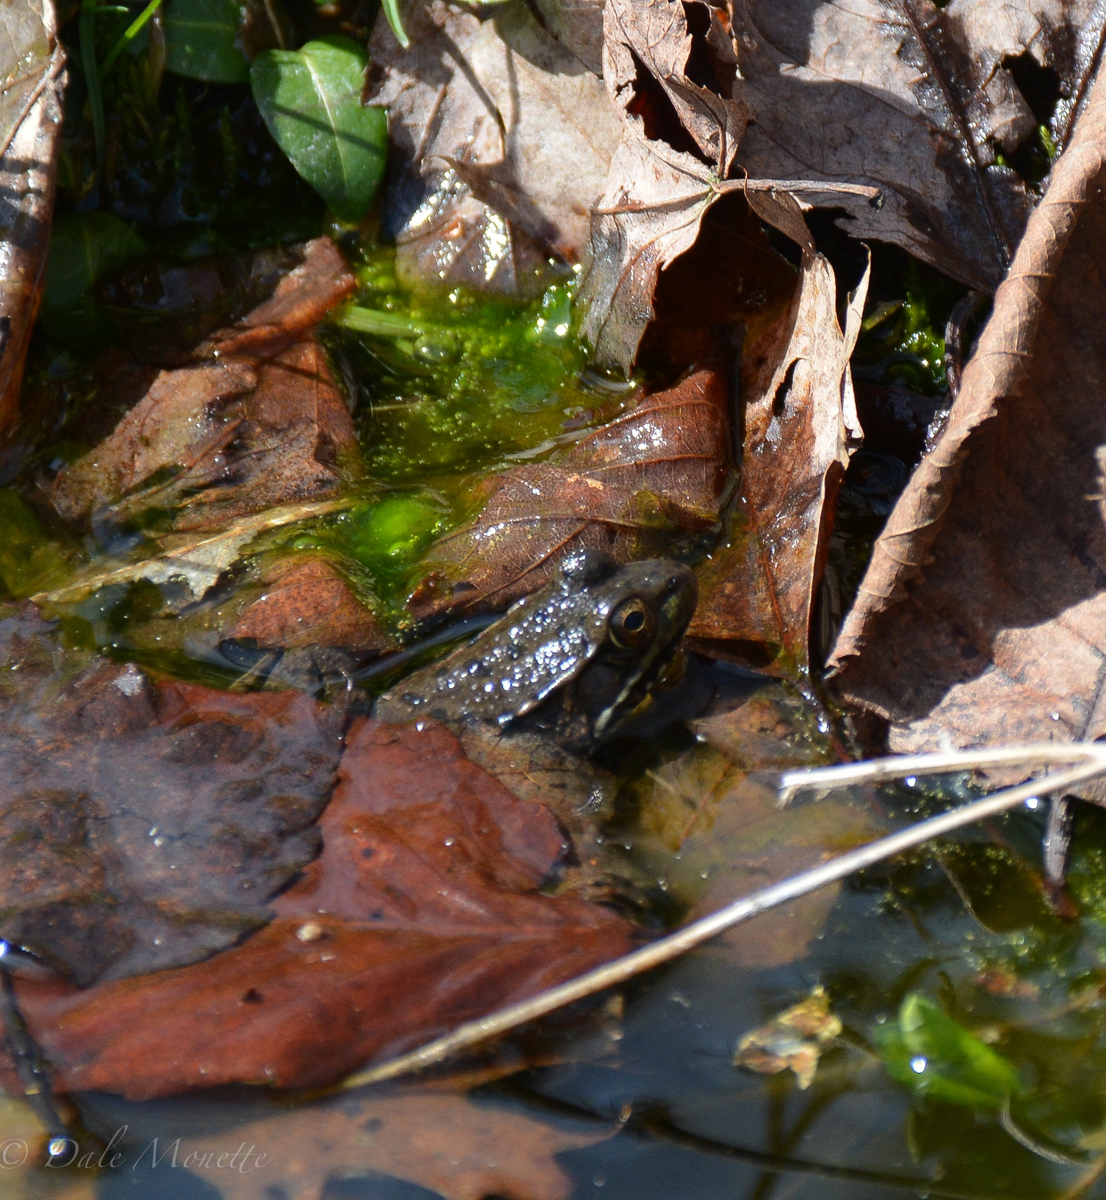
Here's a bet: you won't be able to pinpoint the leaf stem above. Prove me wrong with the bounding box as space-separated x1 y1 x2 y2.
100 0 165 79
381 0 411 49
336 305 441 338
80 0 106 183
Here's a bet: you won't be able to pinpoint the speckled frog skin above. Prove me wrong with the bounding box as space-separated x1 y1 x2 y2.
376 549 698 752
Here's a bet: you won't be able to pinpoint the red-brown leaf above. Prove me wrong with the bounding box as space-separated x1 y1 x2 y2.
410 367 729 620
226 554 395 652
689 248 867 674
51 238 357 532
8 718 634 1098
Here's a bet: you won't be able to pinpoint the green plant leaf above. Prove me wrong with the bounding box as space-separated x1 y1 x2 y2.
877 993 1020 1110
164 0 249 83
250 36 387 224
44 212 146 308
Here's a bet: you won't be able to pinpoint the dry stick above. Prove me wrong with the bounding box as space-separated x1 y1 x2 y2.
342 742 1106 1090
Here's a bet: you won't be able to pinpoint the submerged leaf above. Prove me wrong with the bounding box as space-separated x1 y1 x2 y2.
625 684 882 969
251 37 387 224
7 718 634 1097
409 367 729 621
226 553 395 652
178 1086 612 1200
878 993 1020 1109
0 604 345 985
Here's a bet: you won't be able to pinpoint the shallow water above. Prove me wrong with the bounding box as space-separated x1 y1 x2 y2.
8 203 1106 1200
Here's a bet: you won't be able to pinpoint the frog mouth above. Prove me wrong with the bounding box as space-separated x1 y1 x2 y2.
592 564 698 742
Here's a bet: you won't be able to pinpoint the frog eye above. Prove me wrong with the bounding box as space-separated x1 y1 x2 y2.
609 598 655 649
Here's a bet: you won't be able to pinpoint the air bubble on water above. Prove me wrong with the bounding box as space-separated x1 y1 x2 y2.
910 1056 927 1073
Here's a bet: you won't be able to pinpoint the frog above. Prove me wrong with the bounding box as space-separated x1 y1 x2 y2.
374 550 699 907
374 548 698 752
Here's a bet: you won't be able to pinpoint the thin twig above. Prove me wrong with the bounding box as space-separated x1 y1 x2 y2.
0 949 71 1143
340 743 1106 1089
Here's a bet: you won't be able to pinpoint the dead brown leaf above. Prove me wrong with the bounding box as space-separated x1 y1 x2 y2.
689 236 868 674
0 603 345 985
829 64 1106 764
51 238 357 533
531 0 606 75
225 554 395 653
8 717 633 1098
178 1087 611 1200
727 0 1106 291
621 685 879 969
733 985 842 1089
367 0 620 295
578 0 750 372
409 366 729 621
0 0 64 440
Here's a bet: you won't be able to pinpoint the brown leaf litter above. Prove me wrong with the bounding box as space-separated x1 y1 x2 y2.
728 0 1106 291
408 366 729 622
367 0 620 297
50 237 358 533
5 718 633 1098
830 63 1106 772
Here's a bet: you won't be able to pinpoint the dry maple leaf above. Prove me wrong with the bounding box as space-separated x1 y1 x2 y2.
50 238 358 533
0 604 345 986
367 0 620 295
409 366 729 621
6 718 633 1098
0 0 64 441
728 0 1106 291
829 65 1106 779
689 215 868 675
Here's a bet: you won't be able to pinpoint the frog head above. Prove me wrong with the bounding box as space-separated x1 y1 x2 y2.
380 549 698 751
